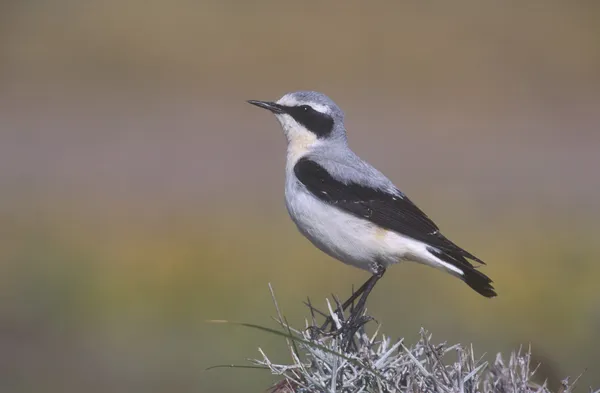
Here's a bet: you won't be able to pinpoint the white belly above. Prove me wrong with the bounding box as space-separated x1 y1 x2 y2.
285 178 428 273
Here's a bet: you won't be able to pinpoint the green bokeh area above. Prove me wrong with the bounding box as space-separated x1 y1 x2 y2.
1 1 600 392
2 209 599 392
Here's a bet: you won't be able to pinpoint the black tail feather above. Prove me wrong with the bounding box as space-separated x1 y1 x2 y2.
461 265 497 298
427 246 497 298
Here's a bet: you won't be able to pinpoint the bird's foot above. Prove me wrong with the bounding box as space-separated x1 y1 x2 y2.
305 304 373 353
303 266 386 350
340 313 373 352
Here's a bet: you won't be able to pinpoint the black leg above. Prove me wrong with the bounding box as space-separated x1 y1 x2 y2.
340 263 386 351
318 262 386 338
347 267 385 322
318 276 376 331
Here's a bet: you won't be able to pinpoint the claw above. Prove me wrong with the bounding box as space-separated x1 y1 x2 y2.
306 266 387 351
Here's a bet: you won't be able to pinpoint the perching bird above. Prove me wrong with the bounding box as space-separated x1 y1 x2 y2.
248 91 495 320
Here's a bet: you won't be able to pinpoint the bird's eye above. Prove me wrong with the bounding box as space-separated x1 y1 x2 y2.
301 105 311 112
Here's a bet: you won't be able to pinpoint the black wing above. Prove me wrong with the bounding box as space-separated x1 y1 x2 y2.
294 157 484 264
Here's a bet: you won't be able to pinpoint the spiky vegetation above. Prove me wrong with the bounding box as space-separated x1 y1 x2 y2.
219 285 597 393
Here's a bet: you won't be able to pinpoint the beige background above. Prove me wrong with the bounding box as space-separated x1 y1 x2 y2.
1 1 599 392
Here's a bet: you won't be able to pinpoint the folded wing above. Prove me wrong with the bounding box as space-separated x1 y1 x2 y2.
293 157 485 264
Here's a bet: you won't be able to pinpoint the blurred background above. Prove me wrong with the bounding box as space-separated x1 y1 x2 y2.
1 1 600 391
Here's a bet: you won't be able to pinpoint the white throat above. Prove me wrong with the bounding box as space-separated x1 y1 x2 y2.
276 114 320 170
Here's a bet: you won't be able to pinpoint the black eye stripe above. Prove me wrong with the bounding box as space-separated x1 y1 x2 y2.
282 105 334 138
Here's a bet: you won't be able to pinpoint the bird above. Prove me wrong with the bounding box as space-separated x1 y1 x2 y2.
247 91 496 323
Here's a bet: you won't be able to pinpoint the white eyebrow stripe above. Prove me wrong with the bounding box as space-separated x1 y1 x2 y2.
276 96 330 115
303 103 329 114
276 95 300 107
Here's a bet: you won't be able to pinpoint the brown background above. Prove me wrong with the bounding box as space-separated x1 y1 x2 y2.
1 1 599 392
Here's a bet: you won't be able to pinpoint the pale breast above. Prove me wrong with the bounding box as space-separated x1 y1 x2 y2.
284 177 401 271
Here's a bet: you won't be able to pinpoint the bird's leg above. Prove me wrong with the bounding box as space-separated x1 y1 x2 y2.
340 263 386 350
348 262 386 322
315 262 386 344
317 275 376 333
316 277 373 333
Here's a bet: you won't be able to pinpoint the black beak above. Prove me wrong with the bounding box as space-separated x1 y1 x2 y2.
247 100 285 114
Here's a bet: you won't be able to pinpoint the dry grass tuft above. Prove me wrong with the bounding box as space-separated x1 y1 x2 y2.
227 285 597 393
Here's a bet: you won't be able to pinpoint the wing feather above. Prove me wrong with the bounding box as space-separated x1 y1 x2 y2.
294 157 484 264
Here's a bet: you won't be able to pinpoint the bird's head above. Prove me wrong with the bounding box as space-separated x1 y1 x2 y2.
248 91 347 159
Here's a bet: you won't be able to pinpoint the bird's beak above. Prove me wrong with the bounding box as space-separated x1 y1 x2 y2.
247 100 285 114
